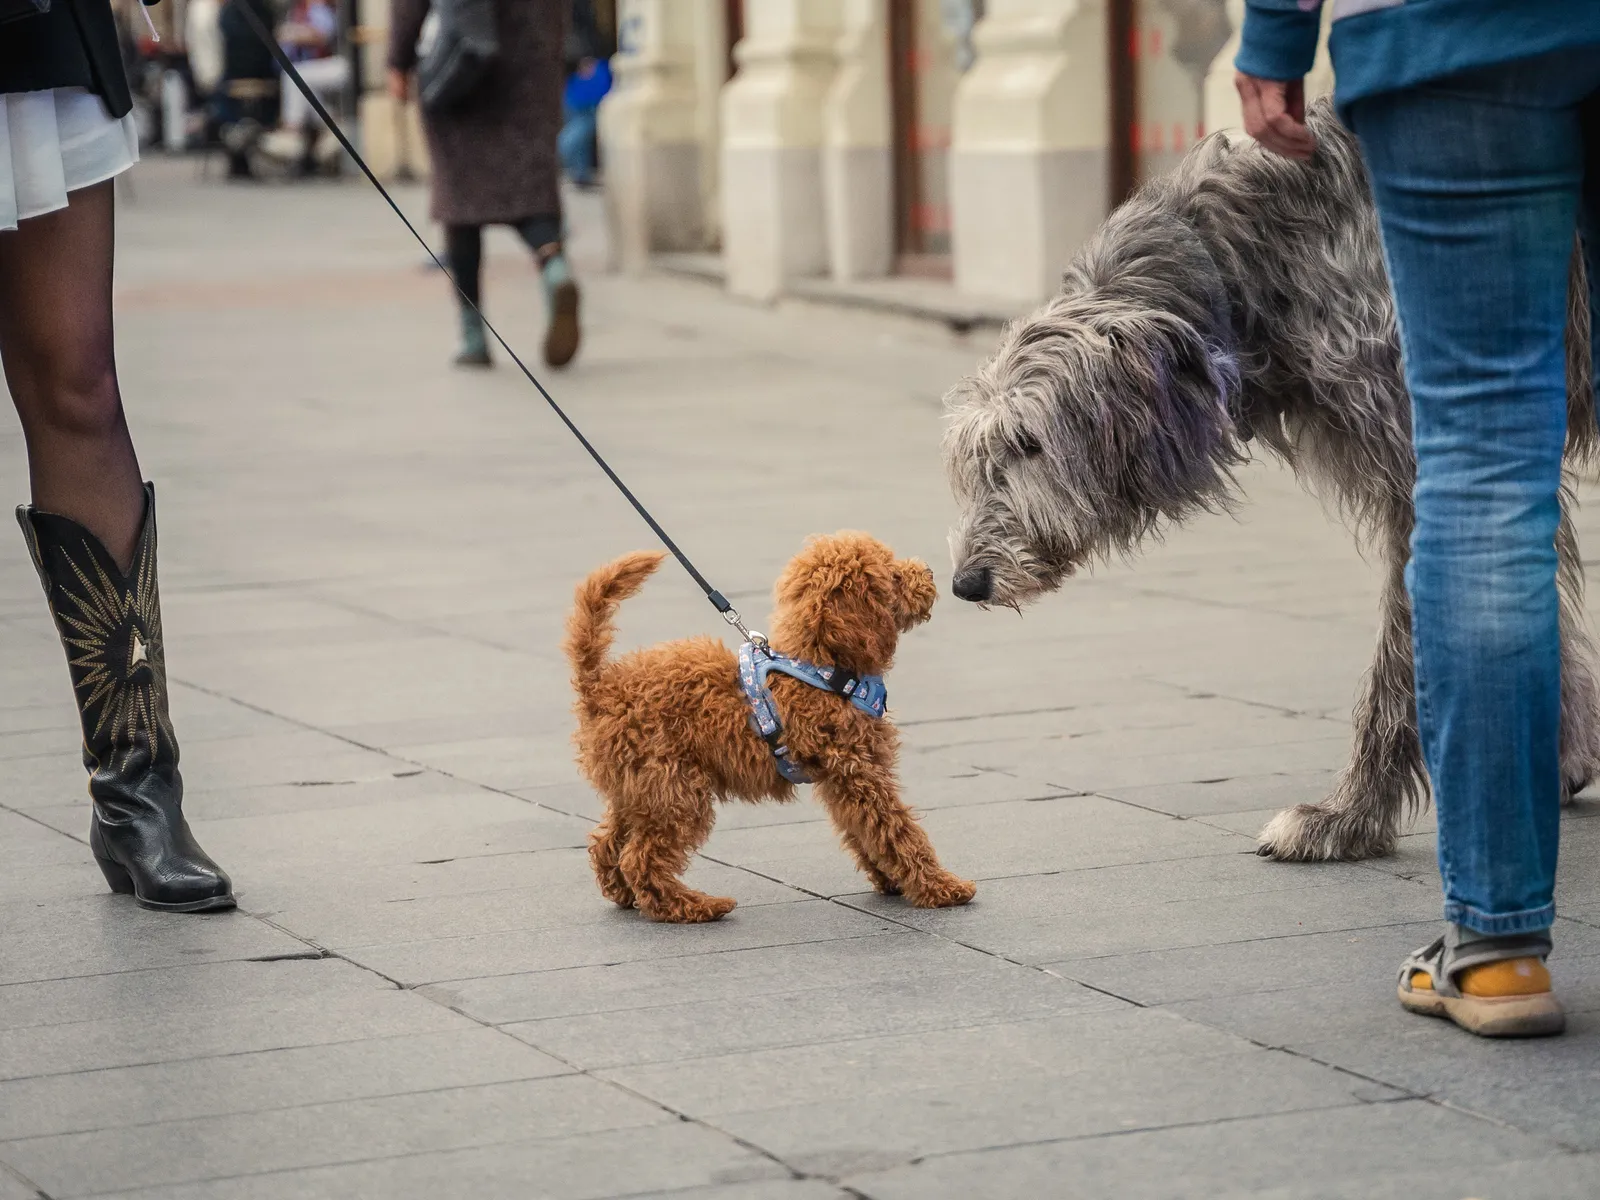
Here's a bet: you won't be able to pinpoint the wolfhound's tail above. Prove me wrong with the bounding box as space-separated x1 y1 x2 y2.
1567 238 1597 469
564 551 666 706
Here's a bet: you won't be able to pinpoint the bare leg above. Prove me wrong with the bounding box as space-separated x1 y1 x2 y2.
813 772 974 907
1259 520 1425 860
0 181 144 569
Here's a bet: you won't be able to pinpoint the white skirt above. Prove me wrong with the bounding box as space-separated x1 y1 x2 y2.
0 88 140 232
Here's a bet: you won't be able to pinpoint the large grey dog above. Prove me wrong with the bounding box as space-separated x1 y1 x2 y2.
943 101 1600 862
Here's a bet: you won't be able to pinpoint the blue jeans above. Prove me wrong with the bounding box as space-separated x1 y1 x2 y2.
1346 49 1600 935
559 103 599 184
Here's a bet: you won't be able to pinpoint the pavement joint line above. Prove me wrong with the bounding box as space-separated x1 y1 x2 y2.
0 1063 593 1146
1112 578 1389 632
877 1098 1441 1175
1420 1094 1591 1155
1140 673 1337 721
344 930 906 990
1037 916 1480 967
405 930 913 988
580 1081 809 1187
0 1020 570 1088
251 914 411 993
897 704 1088 727
301 588 550 658
48 1115 700 1200
0 1159 50 1200
1083 787 1241 823
0 799 89 848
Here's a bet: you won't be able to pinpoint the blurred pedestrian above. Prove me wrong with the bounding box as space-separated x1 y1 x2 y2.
278 0 349 176
1236 2 1600 1036
559 0 606 186
559 54 609 188
0 0 236 911
387 0 580 369
215 0 280 178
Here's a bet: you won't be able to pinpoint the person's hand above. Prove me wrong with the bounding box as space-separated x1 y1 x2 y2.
388 68 412 103
1235 72 1315 160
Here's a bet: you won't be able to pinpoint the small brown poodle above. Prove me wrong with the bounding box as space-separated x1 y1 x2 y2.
563 531 976 923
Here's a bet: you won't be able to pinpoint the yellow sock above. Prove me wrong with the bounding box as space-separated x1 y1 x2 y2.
1411 958 1550 997
1460 958 1550 997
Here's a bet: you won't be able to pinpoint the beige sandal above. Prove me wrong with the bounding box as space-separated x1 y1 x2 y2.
1398 927 1564 1037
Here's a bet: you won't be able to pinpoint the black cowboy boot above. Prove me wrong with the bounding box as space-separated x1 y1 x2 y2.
18 484 235 912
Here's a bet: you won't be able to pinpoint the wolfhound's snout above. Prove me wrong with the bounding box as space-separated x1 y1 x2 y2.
951 566 992 602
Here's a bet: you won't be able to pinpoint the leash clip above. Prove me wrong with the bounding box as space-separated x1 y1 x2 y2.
722 607 767 648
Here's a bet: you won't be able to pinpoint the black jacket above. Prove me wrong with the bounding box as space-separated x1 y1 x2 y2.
0 0 138 117
219 0 277 81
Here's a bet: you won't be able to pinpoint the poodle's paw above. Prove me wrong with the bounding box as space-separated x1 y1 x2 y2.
642 891 738 923
907 872 976 909
862 866 901 896
594 872 636 909
1256 802 1396 862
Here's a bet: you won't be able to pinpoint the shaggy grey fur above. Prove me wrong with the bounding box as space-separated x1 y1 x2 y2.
943 100 1600 862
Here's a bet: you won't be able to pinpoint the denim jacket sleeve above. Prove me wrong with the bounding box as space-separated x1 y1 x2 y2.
1235 0 1322 82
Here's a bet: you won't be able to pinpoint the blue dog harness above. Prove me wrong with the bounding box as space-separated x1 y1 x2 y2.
738 641 887 784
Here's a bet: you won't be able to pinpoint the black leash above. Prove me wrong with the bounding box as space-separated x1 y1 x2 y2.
224 0 762 641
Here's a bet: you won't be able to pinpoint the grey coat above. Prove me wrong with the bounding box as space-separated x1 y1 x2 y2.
388 0 568 226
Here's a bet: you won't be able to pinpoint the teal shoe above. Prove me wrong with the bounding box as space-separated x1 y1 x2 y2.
539 249 581 368
454 305 491 368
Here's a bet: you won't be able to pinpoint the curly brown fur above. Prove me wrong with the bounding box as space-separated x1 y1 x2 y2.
944 100 1600 862
563 532 974 922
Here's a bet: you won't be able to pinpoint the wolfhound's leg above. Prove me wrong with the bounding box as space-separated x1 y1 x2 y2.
1557 490 1600 798
1259 527 1424 861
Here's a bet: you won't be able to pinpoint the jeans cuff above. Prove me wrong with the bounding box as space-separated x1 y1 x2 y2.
1443 900 1556 936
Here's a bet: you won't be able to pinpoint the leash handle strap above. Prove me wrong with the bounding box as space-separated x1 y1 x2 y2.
224 0 735 619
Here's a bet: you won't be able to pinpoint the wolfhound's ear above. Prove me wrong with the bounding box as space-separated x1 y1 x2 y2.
1107 311 1239 430
1098 311 1245 515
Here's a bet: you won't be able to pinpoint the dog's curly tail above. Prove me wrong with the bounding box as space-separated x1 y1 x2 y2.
564 551 667 705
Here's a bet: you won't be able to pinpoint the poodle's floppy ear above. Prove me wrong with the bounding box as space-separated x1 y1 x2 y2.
771 532 905 671
892 558 937 632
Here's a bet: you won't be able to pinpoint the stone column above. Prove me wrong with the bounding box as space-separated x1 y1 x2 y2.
949 0 1108 306
1203 0 1334 137
720 0 844 300
600 0 704 273
690 0 728 248
822 0 892 281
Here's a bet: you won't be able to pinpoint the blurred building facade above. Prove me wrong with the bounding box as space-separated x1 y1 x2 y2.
601 0 1331 308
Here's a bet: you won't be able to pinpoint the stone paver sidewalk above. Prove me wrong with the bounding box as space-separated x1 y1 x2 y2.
2 159 1598 1200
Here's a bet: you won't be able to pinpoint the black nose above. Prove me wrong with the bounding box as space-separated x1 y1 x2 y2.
951 566 992 602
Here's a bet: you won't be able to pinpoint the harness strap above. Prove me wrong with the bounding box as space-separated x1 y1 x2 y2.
738 643 886 784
